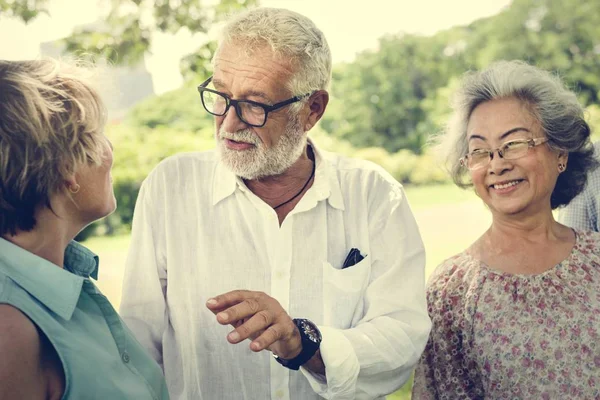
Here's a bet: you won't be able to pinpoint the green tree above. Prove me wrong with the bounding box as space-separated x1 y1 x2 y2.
322 0 600 154
62 0 258 76
1 0 258 78
322 29 469 153
467 0 600 104
125 84 214 131
0 0 49 22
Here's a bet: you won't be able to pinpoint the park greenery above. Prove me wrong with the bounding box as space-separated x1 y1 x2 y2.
2 0 600 240
3 1 598 397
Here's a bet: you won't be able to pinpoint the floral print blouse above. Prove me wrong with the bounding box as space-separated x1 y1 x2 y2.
412 230 600 399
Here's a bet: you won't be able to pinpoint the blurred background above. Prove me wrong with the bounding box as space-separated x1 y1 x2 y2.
2 0 599 397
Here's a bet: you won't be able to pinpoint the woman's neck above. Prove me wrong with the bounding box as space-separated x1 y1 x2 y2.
470 210 576 275
2 207 80 268
488 209 564 244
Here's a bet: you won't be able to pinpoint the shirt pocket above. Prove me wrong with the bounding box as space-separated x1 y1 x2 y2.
322 258 371 329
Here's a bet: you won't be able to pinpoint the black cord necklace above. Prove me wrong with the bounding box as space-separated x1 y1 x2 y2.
273 159 316 210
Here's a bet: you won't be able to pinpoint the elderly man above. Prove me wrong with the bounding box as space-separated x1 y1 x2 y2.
120 7 430 400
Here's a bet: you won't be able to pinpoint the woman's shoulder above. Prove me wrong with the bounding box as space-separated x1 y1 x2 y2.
426 251 483 303
0 304 42 376
571 229 600 263
428 251 479 286
0 304 63 398
574 229 600 248
0 303 40 349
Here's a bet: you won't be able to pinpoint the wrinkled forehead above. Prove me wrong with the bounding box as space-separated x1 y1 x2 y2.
214 39 296 68
212 42 298 94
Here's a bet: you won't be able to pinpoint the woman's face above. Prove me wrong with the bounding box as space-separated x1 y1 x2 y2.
72 136 116 225
466 96 566 218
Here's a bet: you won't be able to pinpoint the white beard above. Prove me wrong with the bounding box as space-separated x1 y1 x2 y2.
216 117 306 179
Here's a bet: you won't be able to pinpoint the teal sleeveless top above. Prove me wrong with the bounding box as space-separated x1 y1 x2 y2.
0 238 169 400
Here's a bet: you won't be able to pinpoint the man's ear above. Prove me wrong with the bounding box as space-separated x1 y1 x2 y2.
304 90 329 132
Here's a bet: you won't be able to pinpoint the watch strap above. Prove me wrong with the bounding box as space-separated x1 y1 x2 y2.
274 318 321 370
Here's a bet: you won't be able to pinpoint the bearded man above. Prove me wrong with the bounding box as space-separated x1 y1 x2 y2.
120 7 431 400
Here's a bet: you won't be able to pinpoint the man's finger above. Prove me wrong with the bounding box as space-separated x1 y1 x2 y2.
249 324 284 352
227 310 272 343
216 298 262 325
206 290 255 311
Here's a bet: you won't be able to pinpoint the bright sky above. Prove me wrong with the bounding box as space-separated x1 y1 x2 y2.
0 0 512 94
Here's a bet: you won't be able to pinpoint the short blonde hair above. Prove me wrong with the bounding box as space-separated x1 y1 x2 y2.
0 58 108 235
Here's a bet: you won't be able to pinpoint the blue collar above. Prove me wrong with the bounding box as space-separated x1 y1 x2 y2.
0 239 99 320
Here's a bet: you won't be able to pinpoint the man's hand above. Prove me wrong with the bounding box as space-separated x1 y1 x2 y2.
206 290 302 359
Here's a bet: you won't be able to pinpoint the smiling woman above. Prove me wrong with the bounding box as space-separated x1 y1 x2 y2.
412 60 600 399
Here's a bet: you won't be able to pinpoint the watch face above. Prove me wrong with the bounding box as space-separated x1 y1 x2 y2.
299 319 322 343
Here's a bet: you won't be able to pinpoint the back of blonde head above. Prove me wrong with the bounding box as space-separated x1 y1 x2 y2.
0 58 107 235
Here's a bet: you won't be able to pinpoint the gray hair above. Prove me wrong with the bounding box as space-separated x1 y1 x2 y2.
216 7 332 113
0 58 107 235
439 60 597 209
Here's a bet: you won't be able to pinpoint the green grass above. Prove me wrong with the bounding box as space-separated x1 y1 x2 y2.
389 376 413 400
81 183 491 399
84 233 131 251
403 183 477 209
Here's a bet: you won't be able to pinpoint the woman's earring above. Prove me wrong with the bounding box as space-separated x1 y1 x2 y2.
69 184 80 194
558 163 566 172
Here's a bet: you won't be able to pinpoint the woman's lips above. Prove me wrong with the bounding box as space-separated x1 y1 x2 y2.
490 179 523 194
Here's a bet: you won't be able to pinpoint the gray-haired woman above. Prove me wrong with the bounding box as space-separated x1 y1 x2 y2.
0 59 169 399
412 60 600 399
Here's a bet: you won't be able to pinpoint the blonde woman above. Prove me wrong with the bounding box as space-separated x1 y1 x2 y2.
0 59 169 399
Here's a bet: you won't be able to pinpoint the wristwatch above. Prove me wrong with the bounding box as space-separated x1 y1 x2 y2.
273 318 322 370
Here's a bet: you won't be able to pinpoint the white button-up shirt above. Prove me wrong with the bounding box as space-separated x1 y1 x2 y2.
120 142 431 400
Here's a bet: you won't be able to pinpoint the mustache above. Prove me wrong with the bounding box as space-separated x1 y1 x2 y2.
218 128 260 145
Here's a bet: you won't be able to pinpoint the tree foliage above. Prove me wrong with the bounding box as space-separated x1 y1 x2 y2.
0 0 49 23
62 0 258 76
125 83 214 131
1 0 257 78
324 0 600 153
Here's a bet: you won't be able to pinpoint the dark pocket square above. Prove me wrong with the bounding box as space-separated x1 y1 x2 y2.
342 248 365 269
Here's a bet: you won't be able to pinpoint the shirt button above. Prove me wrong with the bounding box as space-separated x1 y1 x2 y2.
275 389 284 399
275 271 285 280
121 351 130 363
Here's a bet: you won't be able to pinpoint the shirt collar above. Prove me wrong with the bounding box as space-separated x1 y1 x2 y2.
0 238 99 320
309 140 345 210
212 156 238 206
64 240 100 279
211 139 345 210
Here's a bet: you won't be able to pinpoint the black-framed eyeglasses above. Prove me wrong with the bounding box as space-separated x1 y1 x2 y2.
459 137 549 170
197 77 310 127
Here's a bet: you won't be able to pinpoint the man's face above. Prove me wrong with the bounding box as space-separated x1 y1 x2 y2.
211 43 308 179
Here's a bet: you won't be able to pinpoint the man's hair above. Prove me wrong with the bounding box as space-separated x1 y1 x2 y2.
216 7 332 112
438 60 598 209
0 58 108 235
